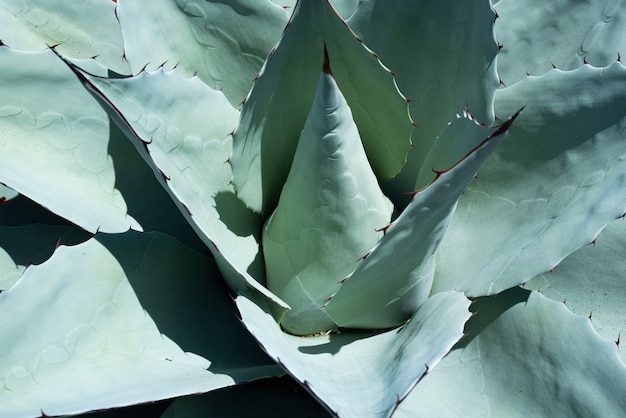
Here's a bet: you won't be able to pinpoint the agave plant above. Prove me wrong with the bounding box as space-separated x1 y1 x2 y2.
1 0 625 416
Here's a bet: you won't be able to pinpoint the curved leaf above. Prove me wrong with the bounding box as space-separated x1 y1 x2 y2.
95 232 282 383
396 289 626 416
230 0 411 213
325 113 515 329
0 0 129 74
525 217 626 362
0 235 232 418
116 0 289 106
495 0 626 85
0 224 90 290
434 62 626 296
0 48 139 233
237 290 470 418
263 63 393 335
348 0 499 204
63 60 288 311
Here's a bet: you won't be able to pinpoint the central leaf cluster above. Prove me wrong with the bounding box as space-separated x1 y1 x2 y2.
262 53 394 335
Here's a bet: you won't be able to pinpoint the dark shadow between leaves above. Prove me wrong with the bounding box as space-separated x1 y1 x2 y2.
214 191 265 281
297 329 382 356
214 191 263 238
96 231 281 382
454 286 531 350
106 119 208 254
0 195 92 269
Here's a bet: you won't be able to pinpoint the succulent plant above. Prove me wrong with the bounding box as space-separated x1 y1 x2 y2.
1 0 625 416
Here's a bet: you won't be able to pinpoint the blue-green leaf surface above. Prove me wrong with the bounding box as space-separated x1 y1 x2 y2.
0 235 235 418
0 0 129 75
348 0 499 204
237 290 470 418
230 0 411 213
65 62 288 311
396 289 626 416
262 65 393 335
495 0 626 85
325 113 515 329
116 0 289 106
0 223 89 291
0 48 139 233
525 217 626 362
434 62 626 297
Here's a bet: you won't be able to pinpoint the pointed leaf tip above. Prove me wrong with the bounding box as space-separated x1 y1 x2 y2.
263 63 393 335
322 42 332 74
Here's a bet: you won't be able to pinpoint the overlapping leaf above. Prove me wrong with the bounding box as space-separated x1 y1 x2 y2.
396 289 626 416
325 112 516 329
434 62 626 297
0 235 232 417
230 0 411 213
63 60 287 310
237 290 470 418
347 0 499 204
525 217 626 362
116 0 289 106
0 48 139 233
262 63 393 335
495 0 626 84
0 0 129 75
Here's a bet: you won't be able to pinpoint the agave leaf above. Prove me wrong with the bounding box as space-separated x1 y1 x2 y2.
0 224 90 290
0 189 92 290
237 290 470 418
0 48 139 233
495 0 626 85
348 0 499 204
325 112 516 329
93 232 282 383
62 60 288 311
0 247 20 290
525 217 626 362
104 114 207 253
0 186 92 290
0 234 236 418
263 60 394 335
116 0 289 106
0 184 17 202
0 0 129 75
230 0 412 213
396 289 626 416
433 62 626 297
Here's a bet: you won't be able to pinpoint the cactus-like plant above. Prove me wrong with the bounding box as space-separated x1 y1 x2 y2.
1 0 625 416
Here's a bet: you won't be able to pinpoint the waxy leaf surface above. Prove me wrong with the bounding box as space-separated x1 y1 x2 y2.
495 0 626 84
0 236 232 417
348 0 499 202
396 290 626 416
237 290 470 418
0 48 139 233
231 0 411 213
326 113 514 329
263 66 393 335
68 63 288 311
434 62 626 297
0 0 129 74
116 0 289 106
